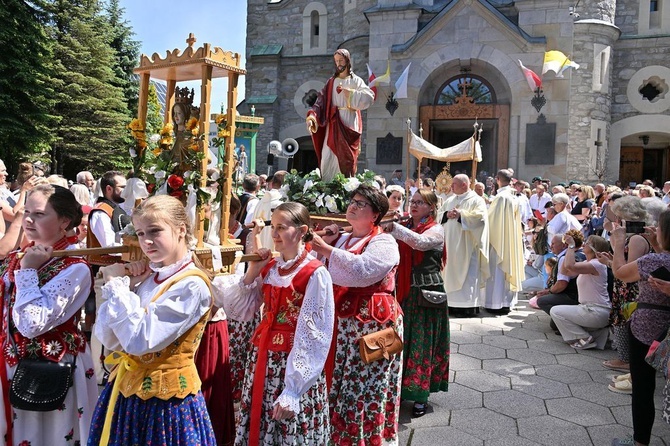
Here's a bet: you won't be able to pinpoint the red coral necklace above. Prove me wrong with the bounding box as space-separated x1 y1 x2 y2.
154 260 193 284
277 249 308 276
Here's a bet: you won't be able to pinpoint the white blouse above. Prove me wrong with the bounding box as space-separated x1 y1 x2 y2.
390 222 444 252
327 232 400 287
95 254 211 356
212 248 334 414
10 259 92 339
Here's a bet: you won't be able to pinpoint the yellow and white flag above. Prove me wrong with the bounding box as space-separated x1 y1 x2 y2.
542 50 579 78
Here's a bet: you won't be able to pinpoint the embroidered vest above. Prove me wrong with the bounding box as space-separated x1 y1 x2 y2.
108 269 212 400
0 255 90 366
87 198 127 265
332 231 400 324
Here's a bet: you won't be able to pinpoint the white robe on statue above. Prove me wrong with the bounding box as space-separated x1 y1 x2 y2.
485 185 525 310
438 190 489 309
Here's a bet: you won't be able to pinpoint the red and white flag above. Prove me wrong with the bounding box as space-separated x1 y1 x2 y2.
518 60 542 93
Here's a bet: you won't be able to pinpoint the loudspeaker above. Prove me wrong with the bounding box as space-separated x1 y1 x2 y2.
267 154 275 165
282 138 299 157
267 140 282 156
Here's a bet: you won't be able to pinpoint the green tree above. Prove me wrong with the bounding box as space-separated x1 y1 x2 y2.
0 0 57 175
146 83 163 135
47 0 131 178
105 0 140 117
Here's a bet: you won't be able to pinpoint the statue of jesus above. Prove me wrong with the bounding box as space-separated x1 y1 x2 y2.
306 49 374 182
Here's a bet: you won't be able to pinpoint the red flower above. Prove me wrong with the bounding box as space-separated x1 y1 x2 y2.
363 419 375 433
370 434 383 446
167 174 184 190
146 183 155 194
346 422 360 437
356 401 364 411
169 189 184 199
385 401 395 412
374 412 385 425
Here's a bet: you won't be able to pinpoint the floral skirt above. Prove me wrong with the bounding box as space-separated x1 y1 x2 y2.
228 316 259 405
87 384 216 446
235 347 330 445
400 285 450 402
329 316 403 445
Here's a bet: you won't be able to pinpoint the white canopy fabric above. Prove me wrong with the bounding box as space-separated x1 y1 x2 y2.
408 130 482 163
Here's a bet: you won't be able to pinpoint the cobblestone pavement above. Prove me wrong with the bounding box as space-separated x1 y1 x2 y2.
398 301 670 446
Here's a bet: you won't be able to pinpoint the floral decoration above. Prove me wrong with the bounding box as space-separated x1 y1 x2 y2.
283 168 379 214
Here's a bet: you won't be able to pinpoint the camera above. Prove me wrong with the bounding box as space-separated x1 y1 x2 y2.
625 221 646 234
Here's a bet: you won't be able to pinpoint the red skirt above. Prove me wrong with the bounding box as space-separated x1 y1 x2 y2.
194 319 235 446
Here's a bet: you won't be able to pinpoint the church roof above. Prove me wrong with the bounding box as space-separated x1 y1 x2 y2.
387 0 545 54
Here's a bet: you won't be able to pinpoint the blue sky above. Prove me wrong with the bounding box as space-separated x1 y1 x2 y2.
118 0 248 111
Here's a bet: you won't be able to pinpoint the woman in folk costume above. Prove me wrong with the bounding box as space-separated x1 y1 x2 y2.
311 184 402 445
88 195 216 445
385 189 449 418
0 184 98 445
213 202 334 445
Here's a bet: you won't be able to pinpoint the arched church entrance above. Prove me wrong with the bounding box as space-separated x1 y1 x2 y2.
419 72 509 182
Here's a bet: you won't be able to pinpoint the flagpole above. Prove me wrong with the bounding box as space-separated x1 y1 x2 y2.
405 118 411 212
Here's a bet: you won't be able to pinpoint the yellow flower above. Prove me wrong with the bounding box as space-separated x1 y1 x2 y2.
161 136 174 146
215 114 225 125
186 117 199 131
191 127 199 136
190 142 199 151
138 139 148 149
152 147 162 156
161 123 173 134
128 118 143 131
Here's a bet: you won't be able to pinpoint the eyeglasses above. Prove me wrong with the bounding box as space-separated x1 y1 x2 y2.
348 198 371 210
409 200 427 206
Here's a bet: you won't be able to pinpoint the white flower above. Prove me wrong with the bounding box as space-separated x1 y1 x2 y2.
149 133 161 144
279 184 290 198
315 193 324 208
311 168 321 179
210 171 220 181
343 177 361 192
324 195 338 213
184 171 192 180
303 179 314 194
44 340 63 356
148 165 157 174
155 170 166 180
129 147 137 158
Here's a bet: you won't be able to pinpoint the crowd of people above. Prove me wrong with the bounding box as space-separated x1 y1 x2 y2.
0 158 668 446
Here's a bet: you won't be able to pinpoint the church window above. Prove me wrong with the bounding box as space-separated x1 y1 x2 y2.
639 76 668 103
435 74 495 105
302 2 327 55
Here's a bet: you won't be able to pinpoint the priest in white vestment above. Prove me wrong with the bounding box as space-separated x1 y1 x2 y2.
439 174 489 315
485 169 525 313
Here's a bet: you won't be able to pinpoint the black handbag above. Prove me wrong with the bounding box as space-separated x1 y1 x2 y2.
9 356 76 412
419 289 448 308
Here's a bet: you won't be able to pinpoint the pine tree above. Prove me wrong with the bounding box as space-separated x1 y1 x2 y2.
105 0 140 117
146 83 163 136
46 0 131 178
0 0 57 174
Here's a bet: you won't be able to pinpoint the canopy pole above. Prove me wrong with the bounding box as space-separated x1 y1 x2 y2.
405 118 412 212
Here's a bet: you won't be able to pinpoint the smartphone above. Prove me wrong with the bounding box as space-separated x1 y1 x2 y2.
650 266 670 281
625 221 646 234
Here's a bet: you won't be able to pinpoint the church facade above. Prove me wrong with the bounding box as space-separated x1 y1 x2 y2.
243 0 670 185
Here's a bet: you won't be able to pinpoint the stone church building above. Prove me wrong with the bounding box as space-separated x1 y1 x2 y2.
242 0 670 185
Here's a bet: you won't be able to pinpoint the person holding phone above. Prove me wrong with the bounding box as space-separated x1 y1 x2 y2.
609 209 670 446
599 196 653 375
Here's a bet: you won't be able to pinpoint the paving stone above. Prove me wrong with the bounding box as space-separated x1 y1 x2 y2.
520 320 554 333
610 404 633 427
535 364 593 384
458 343 507 360
459 323 504 336
449 407 517 440
546 397 616 426
427 382 483 410
511 374 572 399
556 352 612 371
482 358 535 377
587 424 633 446
410 426 483 445
507 347 558 366
518 415 591 445
484 437 541 446
482 334 528 349
505 326 550 341
569 381 632 406
527 338 577 355
398 399 451 429
455 369 511 392
398 423 411 446
484 389 547 418
449 353 482 371
450 330 483 345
